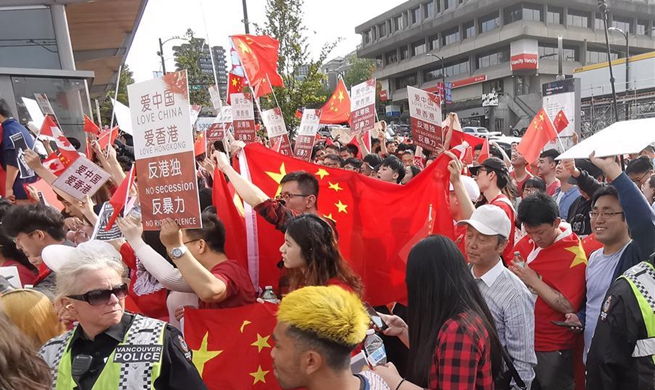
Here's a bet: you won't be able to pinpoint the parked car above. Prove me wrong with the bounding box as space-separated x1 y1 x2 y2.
391 123 412 138
462 126 502 138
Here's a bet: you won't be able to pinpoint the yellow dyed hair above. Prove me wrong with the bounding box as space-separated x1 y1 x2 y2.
277 285 369 346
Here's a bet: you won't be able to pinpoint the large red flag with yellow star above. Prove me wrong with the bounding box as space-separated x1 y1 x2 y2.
319 78 351 124
513 225 587 351
231 35 284 99
184 304 280 390
516 107 558 164
224 143 453 306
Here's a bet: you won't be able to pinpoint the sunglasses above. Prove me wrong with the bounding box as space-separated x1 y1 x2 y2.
68 283 129 306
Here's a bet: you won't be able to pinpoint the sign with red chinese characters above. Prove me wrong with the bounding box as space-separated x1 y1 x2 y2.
127 70 202 230
34 93 55 116
262 107 291 154
407 86 443 152
52 157 111 201
294 109 322 162
207 106 232 142
231 93 257 143
350 79 376 134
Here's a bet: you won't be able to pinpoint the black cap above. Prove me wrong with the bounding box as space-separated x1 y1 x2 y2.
469 157 508 176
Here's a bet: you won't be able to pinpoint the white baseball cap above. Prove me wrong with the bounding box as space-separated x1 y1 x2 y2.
456 205 511 238
449 176 481 202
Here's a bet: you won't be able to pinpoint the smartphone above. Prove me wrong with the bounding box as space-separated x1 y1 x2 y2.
363 302 388 331
551 320 582 329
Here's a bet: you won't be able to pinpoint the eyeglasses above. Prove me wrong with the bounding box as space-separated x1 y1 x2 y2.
183 238 201 245
589 211 624 220
13 230 38 244
68 283 129 306
275 192 309 201
630 171 652 185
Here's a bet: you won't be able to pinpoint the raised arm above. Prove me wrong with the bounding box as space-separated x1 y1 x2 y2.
214 151 270 207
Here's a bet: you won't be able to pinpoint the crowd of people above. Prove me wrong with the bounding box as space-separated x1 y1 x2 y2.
0 94 654 390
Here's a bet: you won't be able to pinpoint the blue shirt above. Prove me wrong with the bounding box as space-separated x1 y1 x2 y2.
554 185 580 220
1 118 37 199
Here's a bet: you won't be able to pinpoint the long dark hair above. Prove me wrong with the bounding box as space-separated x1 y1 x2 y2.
0 199 36 272
405 235 502 387
285 214 363 296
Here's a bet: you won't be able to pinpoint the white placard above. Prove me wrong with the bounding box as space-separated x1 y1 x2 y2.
208 84 222 110
22 97 45 128
0 266 22 289
350 79 376 111
111 99 134 135
34 93 55 115
52 157 111 201
231 93 254 121
91 202 124 241
298 109 322 136
262 108 287 139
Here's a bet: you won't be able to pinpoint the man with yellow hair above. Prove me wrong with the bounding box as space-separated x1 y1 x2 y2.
272 286 390 390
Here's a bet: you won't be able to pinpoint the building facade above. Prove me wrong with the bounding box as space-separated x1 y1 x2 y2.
355 0 655 133
173 40 228 100
0 0 147 142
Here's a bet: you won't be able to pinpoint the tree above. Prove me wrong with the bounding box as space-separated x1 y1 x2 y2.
343 54 376 88
255 0 339 135
99 64 134 127
173 28 214 107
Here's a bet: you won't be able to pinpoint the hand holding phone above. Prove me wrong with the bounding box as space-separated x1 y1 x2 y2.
363 302 388 331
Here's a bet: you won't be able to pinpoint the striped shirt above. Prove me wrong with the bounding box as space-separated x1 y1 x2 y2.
472 260 537 389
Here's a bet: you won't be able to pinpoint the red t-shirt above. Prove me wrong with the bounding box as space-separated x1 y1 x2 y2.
200 260 257 309
546 180 561 196
1 259 37 286
510 170 533 198
453 224 467 259
489 194 516 264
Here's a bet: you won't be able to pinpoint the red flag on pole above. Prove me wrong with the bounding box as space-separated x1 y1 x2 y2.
516 108 558 164
230 35 284 98
226 73 246 105
39 116 58 138
97 127 119 150
50 127 80 167
105 166 135 231
194 132 207 156
83 115 100 135
553 109 570 134
319 78 351 124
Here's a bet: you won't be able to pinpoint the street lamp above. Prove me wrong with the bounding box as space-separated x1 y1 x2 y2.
157 36 187 74
608 26 630 120
597 0 620 122
426 53 447 119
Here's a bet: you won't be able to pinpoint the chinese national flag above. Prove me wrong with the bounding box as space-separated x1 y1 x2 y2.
97 126 119 150
514 226 587 351
226 73 246 105
553 109 569 134
212 167 248 267
83 115 100 135
218 143 454 305
516 108 558 164
319 78 351 124
43 152 66 176
39 115 58 138
194 133 207 156
231 35 284 99
105 165 135 231
478 137 490 163
184 304 280 390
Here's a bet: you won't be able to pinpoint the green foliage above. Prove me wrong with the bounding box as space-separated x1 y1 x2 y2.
255 0 339 136
173 28 214 107
343 54 376 88
99 64 134 127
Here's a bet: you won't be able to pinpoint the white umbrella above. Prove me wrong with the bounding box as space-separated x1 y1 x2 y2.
557 118 655 159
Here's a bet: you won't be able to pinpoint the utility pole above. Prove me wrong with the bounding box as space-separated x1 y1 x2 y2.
598 0 619 122
242 0 250 34
158 38 166 74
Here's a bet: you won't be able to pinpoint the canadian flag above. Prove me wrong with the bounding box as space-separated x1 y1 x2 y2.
43 152 66 176
50 126 80 166
39 116 59 139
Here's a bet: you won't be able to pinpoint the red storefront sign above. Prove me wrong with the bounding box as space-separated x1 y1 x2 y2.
511 53 538 71
451 75 487 89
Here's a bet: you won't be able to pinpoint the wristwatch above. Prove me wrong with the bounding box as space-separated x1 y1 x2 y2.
170 246 187 260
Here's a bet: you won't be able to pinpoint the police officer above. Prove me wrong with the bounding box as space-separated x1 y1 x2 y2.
586 254 655 389
38 241 207 390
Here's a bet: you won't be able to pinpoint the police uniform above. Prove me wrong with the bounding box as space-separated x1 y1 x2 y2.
39 313 208 390
586 261 655 390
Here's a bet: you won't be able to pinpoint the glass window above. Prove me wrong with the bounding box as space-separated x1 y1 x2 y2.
595 13 604 30
523 4 543 22
479 12 500 33
504 4 522 25
0 7 61 69
400 46 409 60
538 45 578 61
379 23 387 37
567 10 590 28
428 34 439 51
586 50 619 64
394 15 404 31
477 48 510 69
424 60 469 81
12 76 90 140
463 21 475 39
636 20 649 35
612 16 633 34
395 74 417 90
442 27 460 46
412 7 421 24
412 40 426 56
547 6 563 24
363 30 372 44
444 0 455 10
424 2 435 18
385 51 398 64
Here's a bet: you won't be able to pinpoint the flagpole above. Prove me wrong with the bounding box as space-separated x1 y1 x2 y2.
109 65 122 132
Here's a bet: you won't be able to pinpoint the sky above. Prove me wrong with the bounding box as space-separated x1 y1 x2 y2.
126 0 403 82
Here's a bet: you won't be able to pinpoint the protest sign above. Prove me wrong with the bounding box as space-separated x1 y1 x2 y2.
52 157 111 201
34 93 55 116
190 105 202 127
22 97 45 128
270 133 293 156
231 93 256 143
262 107 291 154
407 86 443 152
207 106 233 142
128 70 202 230
9 133 36 179
92 202 124 241
0 266 21 289
350 79 376 134
208 84 222 110
294 109 322 161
